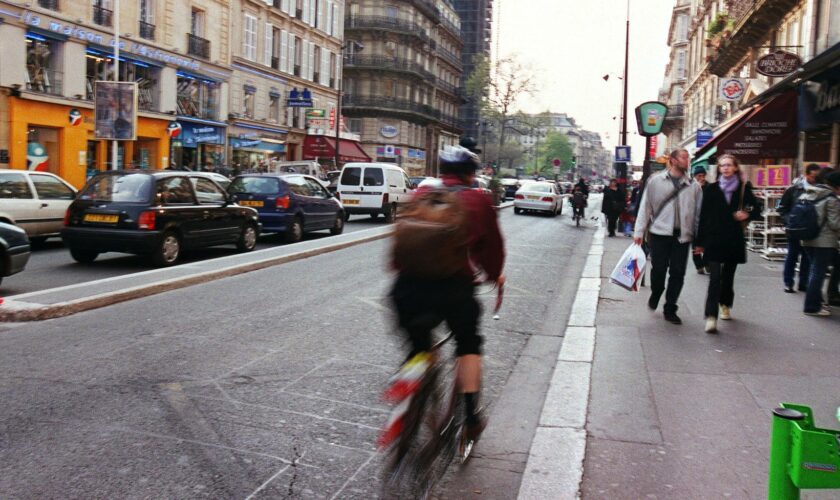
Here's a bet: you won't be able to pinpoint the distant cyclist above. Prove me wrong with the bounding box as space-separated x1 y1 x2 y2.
390 145 506 444
571 186 588 221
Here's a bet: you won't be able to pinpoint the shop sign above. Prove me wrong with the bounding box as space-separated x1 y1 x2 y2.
719 78 746 101
696 129 713 148
377 145 401 158
287 88 313 108
406 148 426 160
634 101 668 136
68 108 82 126
21 12 201 71
814 80 840 113
231 138 262 148
94 81 137 140
179 125 224 146
167 122 182 138
799 79 840 132
717 91 798 161
764 165 791 187
755 51 801 77
306 109 327 118
380 125 399 138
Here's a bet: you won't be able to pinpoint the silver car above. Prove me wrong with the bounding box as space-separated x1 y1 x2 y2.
0 169 77 243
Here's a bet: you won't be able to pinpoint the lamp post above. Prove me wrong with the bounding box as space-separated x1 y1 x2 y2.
335 41 363 170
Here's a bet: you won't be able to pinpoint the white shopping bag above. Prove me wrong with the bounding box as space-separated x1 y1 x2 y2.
610 244 647 292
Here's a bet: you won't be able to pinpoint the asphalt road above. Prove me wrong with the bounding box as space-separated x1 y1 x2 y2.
1 216 384 297
0 200 602 499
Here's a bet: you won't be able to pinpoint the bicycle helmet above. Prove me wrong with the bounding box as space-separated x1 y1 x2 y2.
439 145 480 175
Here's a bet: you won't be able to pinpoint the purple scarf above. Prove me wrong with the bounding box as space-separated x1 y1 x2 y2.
719 174 739 204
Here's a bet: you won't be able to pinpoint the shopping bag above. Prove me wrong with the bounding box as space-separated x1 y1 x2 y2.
610 244 647 291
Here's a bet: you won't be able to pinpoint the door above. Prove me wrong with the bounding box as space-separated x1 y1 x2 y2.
284 175 320 226
360 167 385 209
155 176 204 247
304 177 334 229
29 173 77 236
191 177 238 242
0 172 42 237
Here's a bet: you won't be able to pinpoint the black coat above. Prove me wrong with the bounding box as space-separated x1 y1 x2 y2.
695 180 760 264
601 188 624 216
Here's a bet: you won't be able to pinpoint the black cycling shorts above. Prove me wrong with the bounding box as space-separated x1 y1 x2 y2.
390 274 483 357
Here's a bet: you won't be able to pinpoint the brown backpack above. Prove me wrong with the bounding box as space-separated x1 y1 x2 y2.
391 186 470 279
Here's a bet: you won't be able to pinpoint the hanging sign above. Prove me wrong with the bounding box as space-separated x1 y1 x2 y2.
94 81 137 140
755 51 801 77
719 78 746 101
634 101 668 137
167 121 182 138
287 88 313 108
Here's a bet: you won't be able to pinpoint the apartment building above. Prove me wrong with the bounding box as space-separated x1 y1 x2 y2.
658 0 690 152
453 0 492 140
342 0 464 175
0 0 233 186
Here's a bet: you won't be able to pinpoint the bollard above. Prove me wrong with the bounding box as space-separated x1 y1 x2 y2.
768 407 805 500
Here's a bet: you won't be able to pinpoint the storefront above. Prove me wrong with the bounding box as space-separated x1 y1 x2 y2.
797 43 840 167
7 97 170 188
302 135 371 167
228 123 288 170
171 120 226 170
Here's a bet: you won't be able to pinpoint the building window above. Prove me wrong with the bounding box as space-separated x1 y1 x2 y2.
139 0 155 39
243 86 255 118
25 34 62 95
191 9 204 36
37 0 59 11
93 0 113 27
176 74 219 120
349 118 362 134
243 14 257 61
85 51 160 111
269 93 280 123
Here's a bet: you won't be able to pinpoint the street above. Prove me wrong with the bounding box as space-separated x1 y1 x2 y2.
0 204 598 498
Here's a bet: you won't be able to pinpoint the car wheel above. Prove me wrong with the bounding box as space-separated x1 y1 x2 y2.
236 223 258 252
330 212 345 235
344 212 351 222
384 203 397 223
70 247 99 263
514 207 522 215
153 231 181 267
285 216 303 244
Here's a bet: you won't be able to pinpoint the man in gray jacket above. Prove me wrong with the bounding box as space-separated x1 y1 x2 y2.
634 149 703 324
801 169 840 316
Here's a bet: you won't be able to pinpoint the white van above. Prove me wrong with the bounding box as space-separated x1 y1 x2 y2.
336 162 412 222
272 161 324 178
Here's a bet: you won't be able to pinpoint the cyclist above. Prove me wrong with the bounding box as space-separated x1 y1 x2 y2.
390 146 506 444
571 185 588 221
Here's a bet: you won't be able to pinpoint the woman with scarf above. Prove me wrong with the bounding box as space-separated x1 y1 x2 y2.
694 154 760 333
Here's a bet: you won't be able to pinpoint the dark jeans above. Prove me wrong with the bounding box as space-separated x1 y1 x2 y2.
606 212 619 235
692 251 704 271
783 237 810 290
803 247 837 313
829 252 840 299
705 261 738 317
648 233 690 315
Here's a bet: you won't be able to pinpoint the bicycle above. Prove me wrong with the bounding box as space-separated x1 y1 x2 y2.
571 204 585 227
379 281 504 499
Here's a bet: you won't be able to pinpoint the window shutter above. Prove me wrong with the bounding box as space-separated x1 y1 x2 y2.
334 54 341 89
325 1 332 35
301 41 309 79
281 0 290 13
308 41 315 80
318 0 326 31
289 36 296 73
309 0 316 27
331 3 339 37
322 50 330 86
280 31 289 73
265 24 273 66
302 0 310 23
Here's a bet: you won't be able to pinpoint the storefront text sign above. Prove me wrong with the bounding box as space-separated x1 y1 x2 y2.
717 91 798 162
696 129 713 148
755 51 801 77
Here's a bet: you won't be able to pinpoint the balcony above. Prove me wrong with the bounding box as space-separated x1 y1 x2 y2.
435 79 459 96
93 5 112 27
665 103 684 119
439 17 461 40
26 68 62 96
344 55 435 82
187 33 211 59
342 95 440 121
411 0 440 22
37 0 58 10
707 0 800 76
437 46 461 68
177 94 217 120
345 16 432 46
139 20 155 40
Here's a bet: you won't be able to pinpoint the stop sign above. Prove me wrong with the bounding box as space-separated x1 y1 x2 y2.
553 158 561 167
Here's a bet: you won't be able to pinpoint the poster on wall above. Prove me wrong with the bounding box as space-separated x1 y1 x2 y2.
94 81 137 140
765 165 791 187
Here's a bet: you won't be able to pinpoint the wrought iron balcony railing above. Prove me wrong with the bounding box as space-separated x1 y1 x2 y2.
344 55 435 82
187 33 211 59
345 15 432 46
26 68 62 96
93 5 112 27
139 20 155 40
342 95 440 121
37 0 58 10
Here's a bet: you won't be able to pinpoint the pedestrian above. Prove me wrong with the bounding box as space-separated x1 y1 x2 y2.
800 169 840 317
778 163 821 293
692 165 709 274
693 154 759 333
633 148 703 325
601 179 623 237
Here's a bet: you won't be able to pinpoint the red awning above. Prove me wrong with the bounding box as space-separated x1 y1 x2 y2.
302 136 371 164
694 90 798 163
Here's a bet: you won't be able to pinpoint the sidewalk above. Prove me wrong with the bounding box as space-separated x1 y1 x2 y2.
582 232 840 498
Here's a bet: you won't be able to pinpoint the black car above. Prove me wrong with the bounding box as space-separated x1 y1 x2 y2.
0 221 31 286
62 170 261 267
227 174 344 243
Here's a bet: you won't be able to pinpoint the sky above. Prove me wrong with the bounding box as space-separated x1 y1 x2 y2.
493 0 674 165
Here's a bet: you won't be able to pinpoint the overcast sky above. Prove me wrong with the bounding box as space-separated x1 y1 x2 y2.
494 0 674 164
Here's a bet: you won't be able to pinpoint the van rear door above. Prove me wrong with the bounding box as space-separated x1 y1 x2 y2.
359 167 385 209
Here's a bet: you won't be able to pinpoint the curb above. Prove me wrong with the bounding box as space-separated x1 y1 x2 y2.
517 219 604 499
0 229 393 322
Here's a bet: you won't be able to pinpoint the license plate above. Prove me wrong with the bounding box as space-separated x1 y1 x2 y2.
83 214 119 223
239 200 264 207
527 195 539 200
343 199 360 205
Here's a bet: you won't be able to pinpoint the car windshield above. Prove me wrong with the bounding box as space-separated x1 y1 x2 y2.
228 176 282 195
524 183 551 193
79 174 151 202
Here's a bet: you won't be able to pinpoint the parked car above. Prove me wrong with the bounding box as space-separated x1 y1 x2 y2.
500 178 520 199
0 221 31 287
0 169 77 243
62 170 261 267
336 163 412 222
227 173 344 243
513 181 563 216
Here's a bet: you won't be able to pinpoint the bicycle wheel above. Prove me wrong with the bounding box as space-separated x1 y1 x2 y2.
415 357 462 493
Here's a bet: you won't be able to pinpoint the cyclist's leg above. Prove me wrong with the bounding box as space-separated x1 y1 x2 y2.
391 275 439 357
442 280 483 426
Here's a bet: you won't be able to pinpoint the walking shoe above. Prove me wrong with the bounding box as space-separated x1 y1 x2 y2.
719 305 731 320
784 286 795 293
663 312 682 324
804 308 831 317
704 316 718 333
696 268 706 275
648 296 659 311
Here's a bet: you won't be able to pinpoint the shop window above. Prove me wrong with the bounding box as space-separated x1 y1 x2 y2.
85 51 160 111
243 86 255 118
25 34 62 95
26 127 60 174
177 74 219 120
269 93 280 123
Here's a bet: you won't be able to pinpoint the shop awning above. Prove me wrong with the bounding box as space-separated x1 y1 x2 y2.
302 136 371 164
693 90 798 164
691 146 717 169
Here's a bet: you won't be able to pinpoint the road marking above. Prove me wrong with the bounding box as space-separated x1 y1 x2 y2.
244 464 292 500
329 453 377 500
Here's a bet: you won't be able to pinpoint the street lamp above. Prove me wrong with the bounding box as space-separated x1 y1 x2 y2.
335 40 364 170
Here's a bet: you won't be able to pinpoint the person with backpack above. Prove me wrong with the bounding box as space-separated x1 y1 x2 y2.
633 148 703 325
778 163 822 293
389 145 506 443
798 169 840 316
693 154 760 333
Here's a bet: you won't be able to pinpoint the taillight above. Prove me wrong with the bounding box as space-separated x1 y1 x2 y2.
63 209 71 226
515 194 524 200
138 210 156 230
275 195 290 209
383 193 389 204
334 192 341 201
542 196 553 202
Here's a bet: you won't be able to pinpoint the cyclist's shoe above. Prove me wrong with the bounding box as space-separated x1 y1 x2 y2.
465 416 486 443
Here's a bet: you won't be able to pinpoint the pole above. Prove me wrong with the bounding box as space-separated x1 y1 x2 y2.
618 0 630 197
768 407 804 500
334 48 342 170
112 0 120 170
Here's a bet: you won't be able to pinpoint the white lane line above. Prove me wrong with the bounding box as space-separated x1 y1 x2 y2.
329 453 377 500
244 464 291 500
